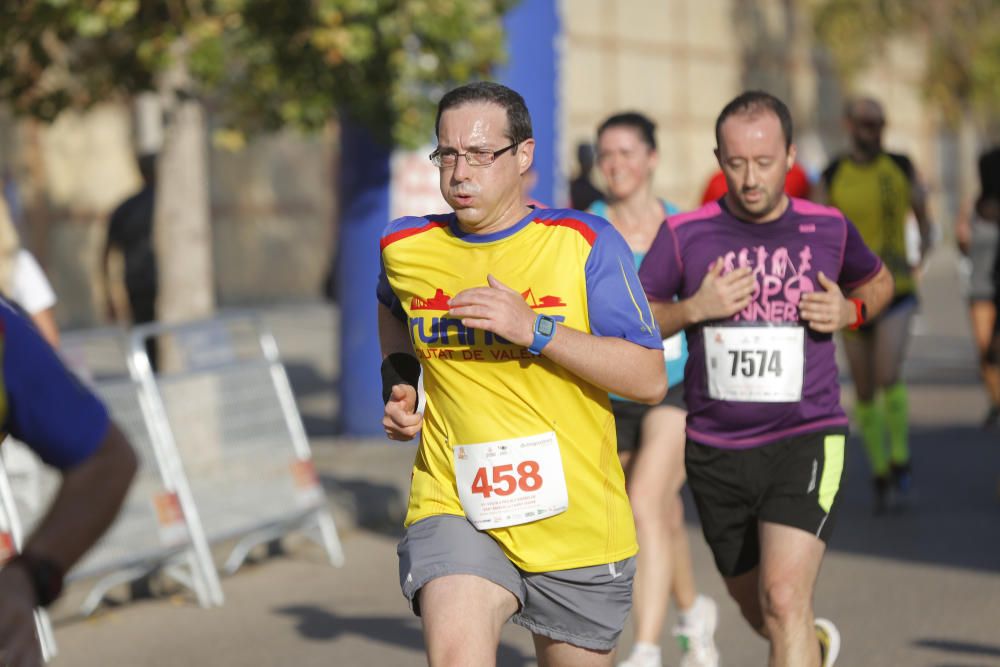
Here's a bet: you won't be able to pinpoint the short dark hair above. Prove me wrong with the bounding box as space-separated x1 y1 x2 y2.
843 96 884 121
435 82 533 145
715 91 793 150
597 112 657 150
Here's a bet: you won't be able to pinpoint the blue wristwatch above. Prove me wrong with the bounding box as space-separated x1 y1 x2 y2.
528 314 557 355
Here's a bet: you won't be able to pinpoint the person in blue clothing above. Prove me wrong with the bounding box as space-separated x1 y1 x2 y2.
0 298 136 666
589 112 719 667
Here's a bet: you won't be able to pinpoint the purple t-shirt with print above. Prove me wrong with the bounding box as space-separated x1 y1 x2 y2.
638 197 883 449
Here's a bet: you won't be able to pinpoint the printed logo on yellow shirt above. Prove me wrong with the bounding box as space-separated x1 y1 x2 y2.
408 287 568 358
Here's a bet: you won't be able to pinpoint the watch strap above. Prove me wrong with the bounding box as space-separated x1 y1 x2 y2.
847 298 866 330
528 315 555 355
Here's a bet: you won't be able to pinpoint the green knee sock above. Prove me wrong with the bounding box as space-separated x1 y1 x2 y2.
856 399 889 477
884 382 910 466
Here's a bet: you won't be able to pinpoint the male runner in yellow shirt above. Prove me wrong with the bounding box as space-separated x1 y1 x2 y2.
378 82 667 666
821 97 934 513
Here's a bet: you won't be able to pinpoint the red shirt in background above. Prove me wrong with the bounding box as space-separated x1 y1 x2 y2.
700 163 812 204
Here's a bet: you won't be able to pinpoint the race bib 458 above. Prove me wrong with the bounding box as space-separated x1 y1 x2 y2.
453 432 568 530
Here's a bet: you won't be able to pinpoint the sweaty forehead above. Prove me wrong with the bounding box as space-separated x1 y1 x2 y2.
718 111 785 153
438 102 509 147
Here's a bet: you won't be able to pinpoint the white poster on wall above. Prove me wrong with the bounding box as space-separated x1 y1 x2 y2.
390 147 450 221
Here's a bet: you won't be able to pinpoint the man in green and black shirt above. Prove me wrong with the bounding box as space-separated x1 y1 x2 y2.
820 97 934 514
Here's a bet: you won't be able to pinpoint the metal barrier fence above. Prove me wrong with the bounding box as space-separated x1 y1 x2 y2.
0 452 58 662
0 313 342 629
0 328 222 617
131 314 344 575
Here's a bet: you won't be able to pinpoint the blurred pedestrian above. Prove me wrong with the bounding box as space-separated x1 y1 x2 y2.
0 196 58 347
956 146 1000 428
0 193 61 522
588 111 719 667
102 153 158 369
819 97 934 513
569 141 604 210
0 297 137 666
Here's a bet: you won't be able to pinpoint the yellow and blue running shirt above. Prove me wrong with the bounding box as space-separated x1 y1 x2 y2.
377 207 663 572
823 152 916 296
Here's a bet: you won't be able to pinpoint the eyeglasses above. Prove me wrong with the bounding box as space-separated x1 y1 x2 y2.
429 142 518 168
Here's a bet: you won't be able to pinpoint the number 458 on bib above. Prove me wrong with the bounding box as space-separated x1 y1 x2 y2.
454 432 569 530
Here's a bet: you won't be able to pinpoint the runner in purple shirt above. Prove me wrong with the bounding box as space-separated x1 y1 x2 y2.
639 92 893 667
642 195 882 449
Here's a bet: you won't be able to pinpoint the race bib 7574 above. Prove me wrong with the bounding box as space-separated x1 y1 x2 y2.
704 325 805 402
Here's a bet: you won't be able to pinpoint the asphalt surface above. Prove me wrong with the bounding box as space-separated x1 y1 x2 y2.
48 247 1000 666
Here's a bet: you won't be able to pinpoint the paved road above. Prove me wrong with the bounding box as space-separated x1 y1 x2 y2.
49 248 1000 666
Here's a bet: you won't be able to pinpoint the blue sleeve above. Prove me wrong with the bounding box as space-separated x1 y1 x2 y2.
585 225 663 349
376 256 406 322
2 302 109 469
378 216 438 323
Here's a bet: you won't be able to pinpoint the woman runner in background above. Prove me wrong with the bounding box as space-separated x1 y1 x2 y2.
590 111 719 667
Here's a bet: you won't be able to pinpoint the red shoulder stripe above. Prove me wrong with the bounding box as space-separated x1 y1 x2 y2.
380 220 449 250
532 218 597 246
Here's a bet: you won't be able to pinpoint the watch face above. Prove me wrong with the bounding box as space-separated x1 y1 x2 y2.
537 317 555 336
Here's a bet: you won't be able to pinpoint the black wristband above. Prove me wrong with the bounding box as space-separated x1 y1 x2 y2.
9 551 65 607
381 353 420 404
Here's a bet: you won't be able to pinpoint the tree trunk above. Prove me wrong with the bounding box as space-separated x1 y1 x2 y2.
155 54 214 325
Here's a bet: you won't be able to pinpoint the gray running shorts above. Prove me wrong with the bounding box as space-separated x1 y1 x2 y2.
397 514 636 652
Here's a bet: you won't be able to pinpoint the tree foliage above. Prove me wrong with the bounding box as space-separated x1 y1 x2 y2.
813 0 1000 124
0 0 516 147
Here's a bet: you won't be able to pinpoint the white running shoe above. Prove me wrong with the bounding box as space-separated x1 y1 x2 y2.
673 595 720 667
815 617 841 667
617 642 662 667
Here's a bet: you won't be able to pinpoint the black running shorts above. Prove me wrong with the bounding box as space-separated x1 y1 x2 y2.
611 384 686 453
685 428 847 578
